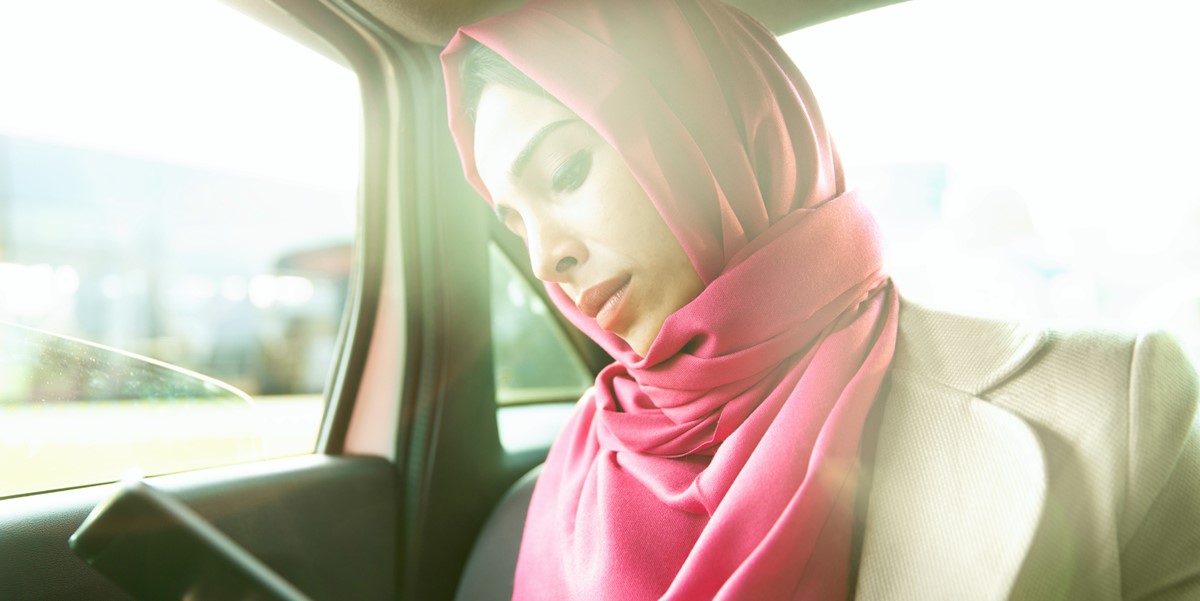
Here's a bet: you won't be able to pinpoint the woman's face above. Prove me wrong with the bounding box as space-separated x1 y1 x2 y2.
473 84 704 357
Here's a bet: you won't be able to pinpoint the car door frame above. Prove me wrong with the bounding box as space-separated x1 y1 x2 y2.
0 0 541 598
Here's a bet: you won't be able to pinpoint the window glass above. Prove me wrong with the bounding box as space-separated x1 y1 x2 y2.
781 0 1200 362
0 324 260 496
490 243 593 405
0 0 359 496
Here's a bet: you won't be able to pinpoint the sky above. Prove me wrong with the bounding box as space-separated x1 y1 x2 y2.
0 0 361 193
780 0 1200 259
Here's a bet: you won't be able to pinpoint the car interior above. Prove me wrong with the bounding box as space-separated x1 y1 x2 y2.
1 0 1197 599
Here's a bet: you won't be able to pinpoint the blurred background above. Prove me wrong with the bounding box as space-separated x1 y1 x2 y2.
0 0 359 398
782 0 1200 363
0 0 359 495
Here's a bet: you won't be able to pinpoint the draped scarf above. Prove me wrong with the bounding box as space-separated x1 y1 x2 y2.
442 0 899 598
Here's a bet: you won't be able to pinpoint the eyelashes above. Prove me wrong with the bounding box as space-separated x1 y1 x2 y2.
495 148 593 239
551 151 592 194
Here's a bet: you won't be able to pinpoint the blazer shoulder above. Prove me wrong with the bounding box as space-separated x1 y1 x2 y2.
892 299 1188 397
1120 331 1200 599
1123 331 1199 523
892 298 1047 395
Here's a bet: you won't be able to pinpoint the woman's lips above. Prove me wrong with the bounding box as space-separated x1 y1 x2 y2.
576 274 632 330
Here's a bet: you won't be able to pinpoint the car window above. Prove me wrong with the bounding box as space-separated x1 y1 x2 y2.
0 0 360 497
490 243 593 405
781 0 1200 362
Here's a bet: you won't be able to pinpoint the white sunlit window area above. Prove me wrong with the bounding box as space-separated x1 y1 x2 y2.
0 0 361 497
781 0 1200 363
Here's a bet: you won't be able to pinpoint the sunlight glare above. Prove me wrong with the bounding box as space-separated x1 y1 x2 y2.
0 0 360 192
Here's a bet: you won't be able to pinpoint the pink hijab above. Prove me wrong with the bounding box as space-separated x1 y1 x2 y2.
443 0 898 598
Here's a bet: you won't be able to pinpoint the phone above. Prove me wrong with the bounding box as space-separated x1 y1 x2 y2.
69 479 313 601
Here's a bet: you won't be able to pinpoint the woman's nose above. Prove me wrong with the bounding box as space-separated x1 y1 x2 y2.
526 217 586 282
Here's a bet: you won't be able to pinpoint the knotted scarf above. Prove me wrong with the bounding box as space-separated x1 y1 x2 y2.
443 0 899 598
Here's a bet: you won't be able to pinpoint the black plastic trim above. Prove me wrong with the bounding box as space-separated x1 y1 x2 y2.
0 456 396 601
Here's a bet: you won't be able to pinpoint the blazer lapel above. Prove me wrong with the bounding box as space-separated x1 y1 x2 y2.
855 301 1049 601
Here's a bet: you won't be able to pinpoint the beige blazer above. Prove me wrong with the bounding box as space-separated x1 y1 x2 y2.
857 300 1200 600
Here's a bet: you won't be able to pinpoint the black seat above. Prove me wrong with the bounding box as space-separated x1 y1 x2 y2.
455 466 541 601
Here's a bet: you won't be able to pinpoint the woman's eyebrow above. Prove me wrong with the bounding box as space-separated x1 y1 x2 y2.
509 118 577 179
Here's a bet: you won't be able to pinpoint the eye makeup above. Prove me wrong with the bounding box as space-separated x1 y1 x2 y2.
552 150 592 193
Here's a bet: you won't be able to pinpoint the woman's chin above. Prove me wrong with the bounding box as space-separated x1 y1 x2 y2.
619 323 659 358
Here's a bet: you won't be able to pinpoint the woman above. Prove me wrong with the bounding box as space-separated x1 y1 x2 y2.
441 0 1200 599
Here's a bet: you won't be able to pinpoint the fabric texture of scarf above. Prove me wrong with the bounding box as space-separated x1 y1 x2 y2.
442 0 899 598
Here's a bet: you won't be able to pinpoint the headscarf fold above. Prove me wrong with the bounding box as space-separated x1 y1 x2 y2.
443 1 898 598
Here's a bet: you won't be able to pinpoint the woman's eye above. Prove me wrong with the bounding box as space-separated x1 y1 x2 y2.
551 151 592 194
